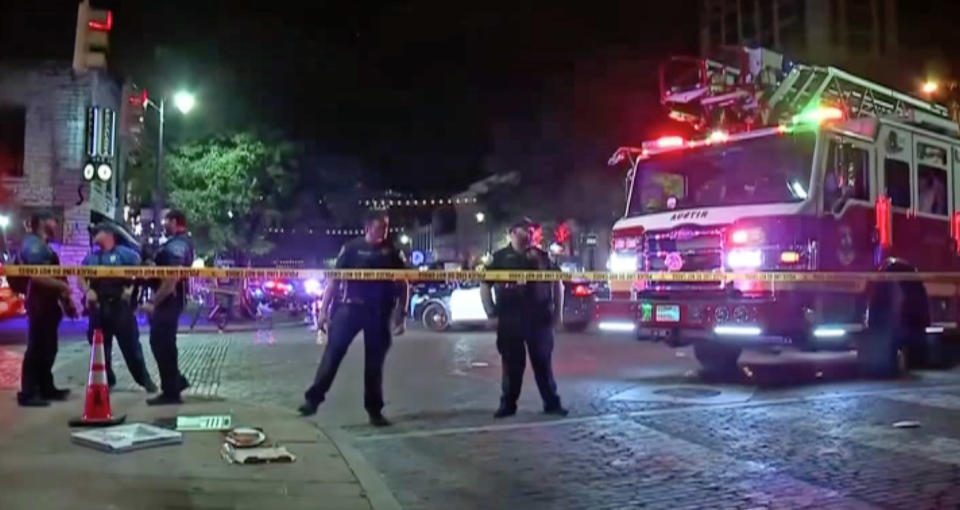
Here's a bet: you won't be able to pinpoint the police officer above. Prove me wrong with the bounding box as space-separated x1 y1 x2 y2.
80 224 157 393
16 211 78 407
142 210 194 405
481 219 568 418
299 210 408 426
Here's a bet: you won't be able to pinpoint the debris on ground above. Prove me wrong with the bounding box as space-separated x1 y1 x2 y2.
176 415 233 432
71 423 183 453
221 443 296 464
892 421 921 429
225 427 267 448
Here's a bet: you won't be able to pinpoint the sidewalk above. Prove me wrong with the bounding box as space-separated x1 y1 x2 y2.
0 391 374 510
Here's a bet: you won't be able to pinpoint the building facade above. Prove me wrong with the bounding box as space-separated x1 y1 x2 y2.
700 0 900 81
0 61 120 265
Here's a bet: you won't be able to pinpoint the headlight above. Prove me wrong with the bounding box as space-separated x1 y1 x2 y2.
607 252 638 272
304 278 322 295
729 227 765 245
726 249 762 269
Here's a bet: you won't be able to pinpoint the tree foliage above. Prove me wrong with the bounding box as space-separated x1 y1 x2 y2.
165 132 299 259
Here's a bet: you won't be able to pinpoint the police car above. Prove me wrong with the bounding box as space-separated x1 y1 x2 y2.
411 280 596 332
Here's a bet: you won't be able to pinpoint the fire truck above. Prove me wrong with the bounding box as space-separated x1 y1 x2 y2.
602 47 959 378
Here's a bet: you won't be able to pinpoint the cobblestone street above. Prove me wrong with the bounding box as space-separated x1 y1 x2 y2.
12 321 960 509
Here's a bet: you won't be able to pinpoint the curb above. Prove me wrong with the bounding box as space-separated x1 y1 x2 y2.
324 426 403 510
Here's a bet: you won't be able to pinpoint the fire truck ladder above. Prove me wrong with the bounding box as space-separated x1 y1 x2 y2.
766 65 957 134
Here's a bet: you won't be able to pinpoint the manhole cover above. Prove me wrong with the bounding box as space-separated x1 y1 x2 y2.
652 387 723 399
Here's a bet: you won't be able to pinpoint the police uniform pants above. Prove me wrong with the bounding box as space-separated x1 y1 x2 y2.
496 316 562 410
88 299 153 388
149 301 188 397
20 305 62 397
305 304 392 414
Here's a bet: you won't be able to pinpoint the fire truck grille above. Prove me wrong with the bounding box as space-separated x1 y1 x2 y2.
643 228 725 290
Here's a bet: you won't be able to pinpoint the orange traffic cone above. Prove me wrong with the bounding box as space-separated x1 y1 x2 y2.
69 328 126 427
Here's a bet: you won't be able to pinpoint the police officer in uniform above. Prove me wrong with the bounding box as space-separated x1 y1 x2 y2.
143 210 194 405
299 210 408 426
481 220 568 418
80 224 157 393
16 211 78 407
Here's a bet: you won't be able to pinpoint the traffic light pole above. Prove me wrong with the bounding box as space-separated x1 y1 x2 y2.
152 98 165 241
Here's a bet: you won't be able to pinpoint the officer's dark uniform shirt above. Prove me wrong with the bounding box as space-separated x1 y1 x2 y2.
154 234 195 305
487 246 558 324
18 233 62 306
335 238 406 307
82 245 141 299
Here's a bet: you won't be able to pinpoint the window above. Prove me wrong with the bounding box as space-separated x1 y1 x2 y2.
823 140 869 213
918 164 948 216
627 132 815 216
0 106 25 178
884 159 911 208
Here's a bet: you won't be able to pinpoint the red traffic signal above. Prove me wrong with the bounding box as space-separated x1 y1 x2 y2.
73 0 112 72
554 222 570 244
88 9 113 31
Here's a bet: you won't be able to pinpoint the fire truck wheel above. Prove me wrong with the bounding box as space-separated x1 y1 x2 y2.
694 343 742 375
907 332 947 369
858 283 909 379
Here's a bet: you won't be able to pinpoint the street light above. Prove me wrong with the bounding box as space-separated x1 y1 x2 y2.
144 90 195 238
923 80 939 95
475 211 492 253
399 234 411 245
173 91 196 114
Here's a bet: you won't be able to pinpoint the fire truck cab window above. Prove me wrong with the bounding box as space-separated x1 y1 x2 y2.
627 132 815 217
884 159 911 208
918 164 947 216
823 141 869 213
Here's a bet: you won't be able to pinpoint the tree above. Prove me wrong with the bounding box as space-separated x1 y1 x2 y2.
164 132 299 260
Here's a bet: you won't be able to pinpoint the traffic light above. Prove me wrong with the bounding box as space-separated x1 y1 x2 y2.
554 222 570 244
120 83 146 143
72 0 113 73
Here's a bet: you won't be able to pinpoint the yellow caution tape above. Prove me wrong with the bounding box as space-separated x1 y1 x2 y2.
1 265 959 283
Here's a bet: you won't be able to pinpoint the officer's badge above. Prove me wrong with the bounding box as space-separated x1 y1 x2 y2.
109 254 117 263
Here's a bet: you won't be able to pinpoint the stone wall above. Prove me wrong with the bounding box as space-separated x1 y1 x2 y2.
0 62 120 302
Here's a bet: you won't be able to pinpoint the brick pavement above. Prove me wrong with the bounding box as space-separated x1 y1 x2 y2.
40 324 960 509
350 386 960 509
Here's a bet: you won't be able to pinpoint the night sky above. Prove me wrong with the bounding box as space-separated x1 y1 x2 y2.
0 0 699 193
2 1 960 195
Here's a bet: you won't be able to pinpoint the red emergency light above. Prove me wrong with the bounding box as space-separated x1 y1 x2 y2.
655 136 685 148
875 194 892 250
572 284 593 297
951 212 960 254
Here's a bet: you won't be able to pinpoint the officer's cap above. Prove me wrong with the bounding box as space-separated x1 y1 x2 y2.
509 217 540 233
90 222 119 237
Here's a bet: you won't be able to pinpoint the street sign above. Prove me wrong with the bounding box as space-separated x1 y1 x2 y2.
411 250 425 266
176 415 232 432
88 180 116 218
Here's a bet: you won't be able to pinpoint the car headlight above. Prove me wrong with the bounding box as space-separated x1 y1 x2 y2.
607 252 638 272
304 278 322 295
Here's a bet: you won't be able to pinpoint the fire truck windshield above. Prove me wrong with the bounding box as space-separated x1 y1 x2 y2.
627 132 815 216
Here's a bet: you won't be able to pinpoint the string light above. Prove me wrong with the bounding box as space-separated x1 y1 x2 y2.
356 196 477 207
